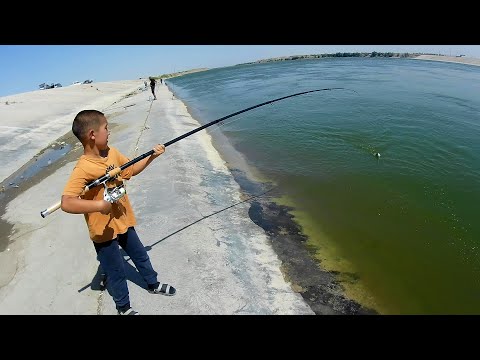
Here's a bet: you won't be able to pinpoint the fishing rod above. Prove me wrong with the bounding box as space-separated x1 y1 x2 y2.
40 87 349 218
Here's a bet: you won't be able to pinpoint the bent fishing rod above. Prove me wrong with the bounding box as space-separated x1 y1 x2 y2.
40 87 349 218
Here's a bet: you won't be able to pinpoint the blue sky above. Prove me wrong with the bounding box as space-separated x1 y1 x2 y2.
1 45 479 97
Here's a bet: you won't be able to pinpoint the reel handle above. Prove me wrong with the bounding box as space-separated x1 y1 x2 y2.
41 185 89 218
40 201 61 218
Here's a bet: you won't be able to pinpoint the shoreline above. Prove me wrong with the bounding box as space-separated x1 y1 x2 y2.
167 84 376 314
230 170 377 314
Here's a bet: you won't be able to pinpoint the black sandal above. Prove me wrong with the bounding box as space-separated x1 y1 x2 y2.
148 283 176 296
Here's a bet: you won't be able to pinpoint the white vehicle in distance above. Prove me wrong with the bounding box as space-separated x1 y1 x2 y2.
71 81 81 86
39 83 62 90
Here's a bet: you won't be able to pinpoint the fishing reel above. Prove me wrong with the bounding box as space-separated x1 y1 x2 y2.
103 183 126 203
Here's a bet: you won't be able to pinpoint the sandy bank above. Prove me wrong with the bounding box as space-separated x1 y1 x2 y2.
414 54 480 67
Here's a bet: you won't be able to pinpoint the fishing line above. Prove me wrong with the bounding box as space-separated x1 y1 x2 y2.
323 90 386 158
200 88 359 140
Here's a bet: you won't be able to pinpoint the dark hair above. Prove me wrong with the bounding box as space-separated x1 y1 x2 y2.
72 110 105 143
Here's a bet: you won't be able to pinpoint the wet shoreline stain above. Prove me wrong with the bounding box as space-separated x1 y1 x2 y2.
0 131 82 251
229 168 377 315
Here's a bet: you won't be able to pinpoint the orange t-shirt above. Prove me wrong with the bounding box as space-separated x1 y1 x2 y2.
63 146 136 242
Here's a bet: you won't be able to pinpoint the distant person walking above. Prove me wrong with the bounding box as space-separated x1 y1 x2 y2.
149 77 157 100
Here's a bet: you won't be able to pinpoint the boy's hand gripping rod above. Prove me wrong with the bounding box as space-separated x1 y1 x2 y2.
40 88 347 218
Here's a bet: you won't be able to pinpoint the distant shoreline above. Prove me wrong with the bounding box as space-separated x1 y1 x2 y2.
150 53 480 83
157 68 210 80
236 52 480 68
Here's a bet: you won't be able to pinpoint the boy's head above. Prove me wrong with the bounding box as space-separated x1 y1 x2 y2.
72 110 108 147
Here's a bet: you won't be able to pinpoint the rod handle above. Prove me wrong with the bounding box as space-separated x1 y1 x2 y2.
40 200 61 218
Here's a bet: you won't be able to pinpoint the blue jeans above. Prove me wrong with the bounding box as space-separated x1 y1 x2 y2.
94 227 158 312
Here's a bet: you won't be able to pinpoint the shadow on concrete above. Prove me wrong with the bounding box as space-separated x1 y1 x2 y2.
144 187 276 252
78 255 149 294
77 187 276 293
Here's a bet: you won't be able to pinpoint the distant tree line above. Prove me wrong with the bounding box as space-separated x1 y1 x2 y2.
240 52 428 65
157 68 210 80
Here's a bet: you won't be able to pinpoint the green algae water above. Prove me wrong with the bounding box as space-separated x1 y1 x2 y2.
167 58 480 314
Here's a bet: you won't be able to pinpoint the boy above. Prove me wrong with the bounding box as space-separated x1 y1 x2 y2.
61 110 175 315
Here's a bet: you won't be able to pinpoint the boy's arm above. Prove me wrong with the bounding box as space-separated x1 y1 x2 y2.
61 195 111 215
61 166 111 215
132 144 165 176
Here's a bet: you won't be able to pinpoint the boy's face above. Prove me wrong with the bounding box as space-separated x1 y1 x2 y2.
93 116 110 150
